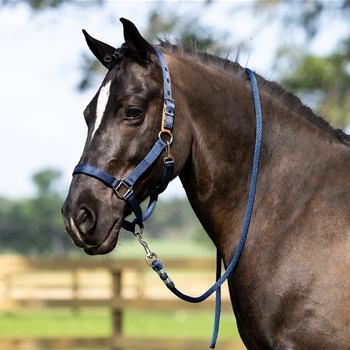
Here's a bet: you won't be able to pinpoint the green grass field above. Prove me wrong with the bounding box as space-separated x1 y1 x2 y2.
0 308 240 339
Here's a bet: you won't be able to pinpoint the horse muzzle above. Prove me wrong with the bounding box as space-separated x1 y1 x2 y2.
61 178 128 255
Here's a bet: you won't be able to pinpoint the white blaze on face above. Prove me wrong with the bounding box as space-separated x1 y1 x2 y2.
92 80 112 139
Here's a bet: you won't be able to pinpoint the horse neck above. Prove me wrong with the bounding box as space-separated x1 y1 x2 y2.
168 53 350 263
168 54 258 259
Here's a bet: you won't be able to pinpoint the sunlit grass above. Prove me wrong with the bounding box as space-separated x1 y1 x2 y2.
0 309 239 340
113 238 216 259
0 309 110 338
124 310 239 340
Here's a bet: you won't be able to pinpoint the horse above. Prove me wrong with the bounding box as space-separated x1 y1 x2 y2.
62 18 350 349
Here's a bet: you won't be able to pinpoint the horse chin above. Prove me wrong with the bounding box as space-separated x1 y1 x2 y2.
84 220 122 255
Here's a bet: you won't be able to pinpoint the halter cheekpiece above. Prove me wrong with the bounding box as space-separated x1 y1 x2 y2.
72 48 263 349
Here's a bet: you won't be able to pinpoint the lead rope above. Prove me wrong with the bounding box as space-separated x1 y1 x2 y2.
134 68 263 348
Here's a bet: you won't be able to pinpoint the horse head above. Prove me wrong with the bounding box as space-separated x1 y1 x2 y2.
62 19 190 255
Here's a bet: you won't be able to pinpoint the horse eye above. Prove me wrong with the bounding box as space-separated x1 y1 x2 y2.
126 108 143 119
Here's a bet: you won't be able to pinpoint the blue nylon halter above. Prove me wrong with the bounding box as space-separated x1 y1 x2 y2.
73 48 175 233
73 49 263 348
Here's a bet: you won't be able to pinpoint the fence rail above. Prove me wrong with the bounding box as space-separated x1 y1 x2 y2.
0 256 246 349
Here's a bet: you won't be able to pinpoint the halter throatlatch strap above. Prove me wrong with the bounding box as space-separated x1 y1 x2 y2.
73 48 175 233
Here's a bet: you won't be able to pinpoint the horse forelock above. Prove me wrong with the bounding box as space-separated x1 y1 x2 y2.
158 39 350 146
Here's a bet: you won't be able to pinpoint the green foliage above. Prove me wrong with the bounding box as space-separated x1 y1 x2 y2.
1 0 102 11
0 168 72 256
277 38 350 128
254 0 350 39
77 53 107 92
251 0 350 128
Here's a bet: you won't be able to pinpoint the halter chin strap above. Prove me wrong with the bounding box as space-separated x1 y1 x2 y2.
73 48 175 233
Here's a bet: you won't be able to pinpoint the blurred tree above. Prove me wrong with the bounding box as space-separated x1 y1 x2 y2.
0 169 73 256
1 0 102 11
252 0 350 39
30 169 67 255
247 0 350 128
33 169 61 197
0 197 32 254
276 38 350 128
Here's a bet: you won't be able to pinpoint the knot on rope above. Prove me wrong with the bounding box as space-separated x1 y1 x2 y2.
151 260 175 289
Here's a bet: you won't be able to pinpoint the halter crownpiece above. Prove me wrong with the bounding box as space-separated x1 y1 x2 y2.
155 48 175 134
73 48 175 233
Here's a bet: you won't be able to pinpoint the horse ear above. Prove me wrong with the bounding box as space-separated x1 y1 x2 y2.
120 18 156 63
82 30 118 69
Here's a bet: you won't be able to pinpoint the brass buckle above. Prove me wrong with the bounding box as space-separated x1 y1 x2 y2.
114 180 133 200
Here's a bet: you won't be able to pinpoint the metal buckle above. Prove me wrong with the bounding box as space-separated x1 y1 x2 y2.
164 98 175 115
161 99 175 133
114 180 133 200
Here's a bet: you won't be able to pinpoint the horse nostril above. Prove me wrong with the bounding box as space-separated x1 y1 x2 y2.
78 207 96 235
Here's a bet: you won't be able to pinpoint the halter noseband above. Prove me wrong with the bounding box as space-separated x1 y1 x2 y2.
73 48 175 233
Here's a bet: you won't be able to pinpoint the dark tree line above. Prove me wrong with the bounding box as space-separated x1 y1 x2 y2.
0 169 68 255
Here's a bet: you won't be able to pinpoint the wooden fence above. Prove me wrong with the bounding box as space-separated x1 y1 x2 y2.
0 256 246 349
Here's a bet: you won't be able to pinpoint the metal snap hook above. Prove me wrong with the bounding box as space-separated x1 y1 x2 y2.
134 229 153 257
145 253 160 267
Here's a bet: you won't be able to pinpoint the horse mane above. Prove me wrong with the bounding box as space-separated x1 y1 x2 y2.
157 39 350 146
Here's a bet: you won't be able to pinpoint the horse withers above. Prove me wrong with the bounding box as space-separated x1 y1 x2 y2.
62 18 350 349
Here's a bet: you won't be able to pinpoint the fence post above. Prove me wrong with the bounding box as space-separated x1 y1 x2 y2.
72 268 79 314
111 269 122 350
